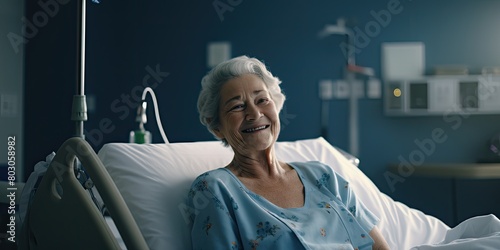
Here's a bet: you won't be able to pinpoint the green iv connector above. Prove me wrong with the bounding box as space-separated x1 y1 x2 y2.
130 101 151 144
130 129 151 144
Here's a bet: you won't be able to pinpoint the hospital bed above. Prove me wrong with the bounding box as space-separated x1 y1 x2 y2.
19 136 500 249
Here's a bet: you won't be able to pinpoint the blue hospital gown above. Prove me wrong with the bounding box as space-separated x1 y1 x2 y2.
186 161 379 250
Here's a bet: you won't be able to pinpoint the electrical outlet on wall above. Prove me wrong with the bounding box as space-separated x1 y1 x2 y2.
352 80 364 98
367 78 382 99
333 80 349 99
319 80 334 100
320 79 380 100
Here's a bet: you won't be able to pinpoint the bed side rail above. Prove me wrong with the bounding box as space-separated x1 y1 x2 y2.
19 137 149 250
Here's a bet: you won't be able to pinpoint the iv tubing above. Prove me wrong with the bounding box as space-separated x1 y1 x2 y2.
141 87 169 143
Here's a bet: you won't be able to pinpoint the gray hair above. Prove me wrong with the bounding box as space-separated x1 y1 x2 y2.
197 55 286 145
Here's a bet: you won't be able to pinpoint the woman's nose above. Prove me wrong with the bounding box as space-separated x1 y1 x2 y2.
245 104 262 120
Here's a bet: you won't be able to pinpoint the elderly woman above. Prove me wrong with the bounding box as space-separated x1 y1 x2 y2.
187 56 389 249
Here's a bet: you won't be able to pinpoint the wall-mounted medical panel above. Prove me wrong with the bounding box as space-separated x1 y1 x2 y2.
384 75 500 116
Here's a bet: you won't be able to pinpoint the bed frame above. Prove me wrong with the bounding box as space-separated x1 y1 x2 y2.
19 137 148 250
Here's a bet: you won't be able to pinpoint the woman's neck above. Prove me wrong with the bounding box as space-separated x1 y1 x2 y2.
229 147 286 179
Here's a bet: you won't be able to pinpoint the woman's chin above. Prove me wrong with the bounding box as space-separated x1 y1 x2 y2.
243 133 275 150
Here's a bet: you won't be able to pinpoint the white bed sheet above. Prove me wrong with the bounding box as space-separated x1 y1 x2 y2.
98 137 450 249
411 214 500 250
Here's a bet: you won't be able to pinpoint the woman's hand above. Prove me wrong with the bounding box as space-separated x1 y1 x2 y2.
369 226 390 250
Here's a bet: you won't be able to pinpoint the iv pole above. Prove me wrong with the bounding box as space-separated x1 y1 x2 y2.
72 0 87 138
72 0 101 200
319 18 374 157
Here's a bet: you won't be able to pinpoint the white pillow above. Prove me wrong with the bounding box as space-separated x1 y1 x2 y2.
98 137 449 250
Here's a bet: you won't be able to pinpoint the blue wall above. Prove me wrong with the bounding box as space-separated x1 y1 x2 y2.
24 0 500 226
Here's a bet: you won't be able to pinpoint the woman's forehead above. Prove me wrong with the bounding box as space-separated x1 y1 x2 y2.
220 75 268 99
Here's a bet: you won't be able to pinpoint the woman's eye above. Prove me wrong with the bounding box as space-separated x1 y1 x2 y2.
230 104 244 111
258 98 269 104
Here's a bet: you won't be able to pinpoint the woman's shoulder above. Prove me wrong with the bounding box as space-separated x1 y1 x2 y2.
190 168 239 191
192 168 231 183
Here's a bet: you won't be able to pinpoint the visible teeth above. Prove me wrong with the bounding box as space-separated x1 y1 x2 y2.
244 126 267 132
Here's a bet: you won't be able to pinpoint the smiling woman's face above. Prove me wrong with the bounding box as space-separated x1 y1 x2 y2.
213 74 280 152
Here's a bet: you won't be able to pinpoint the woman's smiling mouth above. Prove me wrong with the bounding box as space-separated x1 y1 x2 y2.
241 125 270 133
